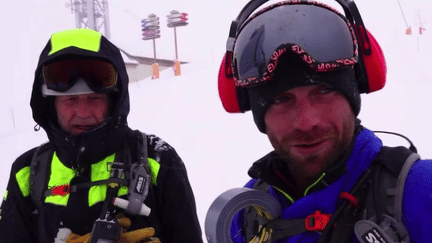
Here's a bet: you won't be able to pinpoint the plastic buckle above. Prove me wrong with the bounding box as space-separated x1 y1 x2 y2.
109 161 124 179
126 163 151 215
340 192 360 209
305 210 332 231
51 184 70 196
90 218 121 243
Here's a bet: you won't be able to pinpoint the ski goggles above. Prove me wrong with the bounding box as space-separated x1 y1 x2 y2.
232 1 359 87
42 58 118 93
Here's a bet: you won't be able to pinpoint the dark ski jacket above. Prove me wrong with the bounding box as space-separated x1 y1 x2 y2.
231 126 432 243
0 29 203 243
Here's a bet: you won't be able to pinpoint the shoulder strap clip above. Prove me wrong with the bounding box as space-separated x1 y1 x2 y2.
125 133 151 216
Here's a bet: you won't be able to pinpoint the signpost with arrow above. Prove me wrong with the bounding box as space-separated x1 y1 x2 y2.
142 14 161 79
167 10 189 76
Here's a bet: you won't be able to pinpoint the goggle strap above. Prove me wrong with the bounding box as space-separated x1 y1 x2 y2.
226 36 235 52
42 79 94 96
236 0 269 27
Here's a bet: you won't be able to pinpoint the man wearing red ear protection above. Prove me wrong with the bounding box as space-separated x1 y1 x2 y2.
213 1 432 242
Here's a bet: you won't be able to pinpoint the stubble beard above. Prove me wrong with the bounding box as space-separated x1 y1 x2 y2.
271 124 354 180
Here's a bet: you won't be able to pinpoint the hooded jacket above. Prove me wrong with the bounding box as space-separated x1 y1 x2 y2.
0 29 203 243
31 28 131 168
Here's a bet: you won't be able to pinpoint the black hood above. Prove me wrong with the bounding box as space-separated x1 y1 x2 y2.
30 29 131 169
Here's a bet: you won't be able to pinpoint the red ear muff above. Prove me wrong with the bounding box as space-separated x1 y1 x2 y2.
357 27 387 93
363 29 386 93
218 53 250 113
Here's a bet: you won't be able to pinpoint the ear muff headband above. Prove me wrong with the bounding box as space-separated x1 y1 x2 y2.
339 0 386 93
218 0 386 113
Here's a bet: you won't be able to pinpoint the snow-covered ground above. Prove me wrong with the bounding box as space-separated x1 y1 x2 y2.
0 0 431 241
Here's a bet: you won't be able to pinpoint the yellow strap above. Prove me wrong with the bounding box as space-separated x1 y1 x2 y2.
274 186 294 204
119 228 158 243
304 173 326 196
66 232 91 243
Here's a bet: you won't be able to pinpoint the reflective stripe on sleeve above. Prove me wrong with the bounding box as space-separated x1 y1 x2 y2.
148 158 160 186
15 167 31 197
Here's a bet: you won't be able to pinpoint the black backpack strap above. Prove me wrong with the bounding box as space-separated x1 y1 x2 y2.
353 146 419 243
318 169 374 243
92 132 152 217
140 132 148 165
394 152 420 227
369 147 418 221
30 142 52 211
317 145 418 243
125 132 152 216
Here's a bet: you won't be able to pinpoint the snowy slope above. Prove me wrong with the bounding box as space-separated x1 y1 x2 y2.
0 0 431 241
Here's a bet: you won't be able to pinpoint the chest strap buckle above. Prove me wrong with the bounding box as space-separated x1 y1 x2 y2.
46 184 71 197
305 210 332 231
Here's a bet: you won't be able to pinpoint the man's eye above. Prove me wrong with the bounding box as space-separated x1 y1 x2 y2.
88 95 104 101
318 87 335 94
65 97 78 102
272 95 291 104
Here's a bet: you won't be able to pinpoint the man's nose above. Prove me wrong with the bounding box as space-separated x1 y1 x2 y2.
292 99 319 131
74 100 92 118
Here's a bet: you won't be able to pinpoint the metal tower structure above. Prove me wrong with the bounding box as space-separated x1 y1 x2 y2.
69 0 111 39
